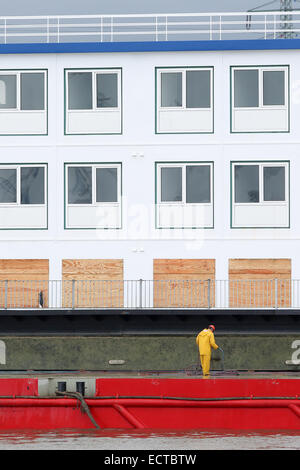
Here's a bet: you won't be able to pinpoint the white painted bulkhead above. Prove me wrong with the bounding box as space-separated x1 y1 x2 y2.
0 48 299 286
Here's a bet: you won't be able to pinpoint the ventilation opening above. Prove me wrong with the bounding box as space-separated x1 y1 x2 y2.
76 381 85 396
57 381 67 392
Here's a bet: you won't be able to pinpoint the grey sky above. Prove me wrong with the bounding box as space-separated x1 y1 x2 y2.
0 0 295 16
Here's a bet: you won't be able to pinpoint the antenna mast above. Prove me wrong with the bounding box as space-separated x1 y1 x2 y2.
279 0 293 37
246 0 297 38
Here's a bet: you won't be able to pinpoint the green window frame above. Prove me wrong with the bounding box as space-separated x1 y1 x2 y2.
155 161 214 229
230 160 290 229
155 66 214 135
230 65 290 134
64 162 122 230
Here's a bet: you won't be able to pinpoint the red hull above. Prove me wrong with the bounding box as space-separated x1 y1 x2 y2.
0 376 299 430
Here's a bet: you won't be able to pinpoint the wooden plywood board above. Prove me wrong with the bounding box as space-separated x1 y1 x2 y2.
154 259 215 276
153 279 215 308
153 259 215 308
62 259 123 279
62 259 124 308
0 260 49 308
62 279 124 309
229 259 291 308
0 280 49 309
229 259 291 277
0 259 49 278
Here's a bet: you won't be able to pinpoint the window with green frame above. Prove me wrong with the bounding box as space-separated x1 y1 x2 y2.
156 67 213 134
231 65 289 133
156 162 213 228
231 161 289 228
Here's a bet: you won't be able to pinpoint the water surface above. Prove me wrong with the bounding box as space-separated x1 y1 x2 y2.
0 429 299 450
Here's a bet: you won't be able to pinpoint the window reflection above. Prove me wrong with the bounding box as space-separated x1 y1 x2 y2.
235 165 259 203
68 167 92 204
0 169 17 203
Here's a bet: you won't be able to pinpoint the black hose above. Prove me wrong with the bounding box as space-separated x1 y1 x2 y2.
56 390 100 429
0 394 299 401
92 395 300 401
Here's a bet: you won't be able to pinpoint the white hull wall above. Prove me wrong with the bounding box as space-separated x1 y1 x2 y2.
0 49 299 280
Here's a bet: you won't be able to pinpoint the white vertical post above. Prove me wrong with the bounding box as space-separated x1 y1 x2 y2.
265 15 267 39
165 15 168 41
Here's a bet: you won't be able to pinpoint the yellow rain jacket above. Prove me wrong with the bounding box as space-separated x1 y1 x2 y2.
196 328 218 356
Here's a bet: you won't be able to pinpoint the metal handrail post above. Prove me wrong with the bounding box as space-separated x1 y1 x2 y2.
72 280 75 309
4 280 7 309
207 279 211 309
139 279 143 308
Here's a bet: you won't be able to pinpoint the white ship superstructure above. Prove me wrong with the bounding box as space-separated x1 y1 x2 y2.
0 11 299 310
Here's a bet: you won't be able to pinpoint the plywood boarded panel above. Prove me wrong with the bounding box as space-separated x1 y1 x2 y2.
229 259 291 308
0 259 49 278
0 259 49 308
153 259 215 308
62 259 123 279
154 259 215 275
62 259 123 308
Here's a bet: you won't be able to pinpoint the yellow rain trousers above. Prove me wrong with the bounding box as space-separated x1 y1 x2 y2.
196 329 219 376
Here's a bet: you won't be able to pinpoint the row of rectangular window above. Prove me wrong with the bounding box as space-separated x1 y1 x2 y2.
0 162 286 205
0 65 289 135
158 163 287 203
0 161 289 230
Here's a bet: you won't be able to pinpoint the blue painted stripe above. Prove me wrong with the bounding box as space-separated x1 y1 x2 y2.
1 39 300 54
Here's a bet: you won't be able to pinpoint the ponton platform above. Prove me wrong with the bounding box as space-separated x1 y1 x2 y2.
0 370 299 431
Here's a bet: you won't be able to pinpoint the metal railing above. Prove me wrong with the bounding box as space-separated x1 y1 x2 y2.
0 11 299 44
0 278 296 310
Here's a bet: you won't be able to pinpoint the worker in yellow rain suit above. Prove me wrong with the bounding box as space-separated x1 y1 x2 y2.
196 325 219 376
